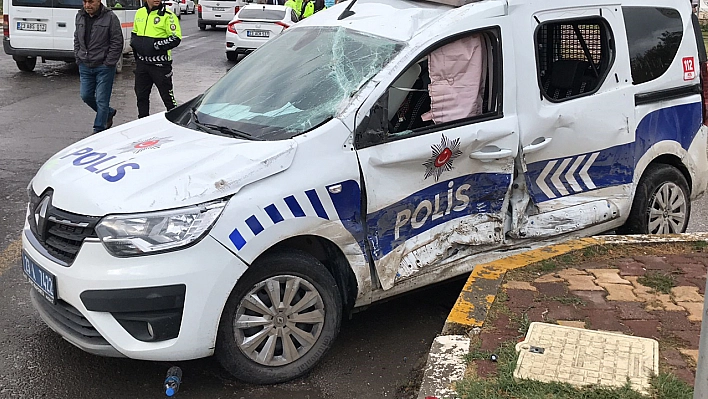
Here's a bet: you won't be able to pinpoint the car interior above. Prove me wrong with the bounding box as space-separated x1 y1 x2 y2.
385 29 499 137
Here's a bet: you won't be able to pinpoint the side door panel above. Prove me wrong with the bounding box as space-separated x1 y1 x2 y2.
355 24 518 290
514 6 635 237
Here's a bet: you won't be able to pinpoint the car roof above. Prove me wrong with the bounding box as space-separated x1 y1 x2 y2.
294 0 692 42
294 0 455 42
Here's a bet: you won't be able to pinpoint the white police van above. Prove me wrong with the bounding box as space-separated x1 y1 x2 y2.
21 0 708 384
2 0 137 71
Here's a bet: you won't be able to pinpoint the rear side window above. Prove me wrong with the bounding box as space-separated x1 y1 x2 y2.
12 0 82 7
12 0 51 7
239 8 286 20
53 0 83 8
535 17 614 102
623 7 683 85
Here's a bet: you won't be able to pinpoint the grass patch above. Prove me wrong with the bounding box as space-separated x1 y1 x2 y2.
694 241 707 251
637 272 676 294
456 340 693 399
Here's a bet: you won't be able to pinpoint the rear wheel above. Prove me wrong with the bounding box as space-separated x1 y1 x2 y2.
199 23 206 30
14 56 37 72
618 164 691 235
215 251 342 384
211 24 216 28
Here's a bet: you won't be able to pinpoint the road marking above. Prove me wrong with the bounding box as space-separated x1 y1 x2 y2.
0 237 22 277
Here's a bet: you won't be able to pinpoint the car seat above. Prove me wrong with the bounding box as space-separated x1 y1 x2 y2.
543 59 592 100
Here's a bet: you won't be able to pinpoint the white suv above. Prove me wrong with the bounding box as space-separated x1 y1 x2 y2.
22 0 708 387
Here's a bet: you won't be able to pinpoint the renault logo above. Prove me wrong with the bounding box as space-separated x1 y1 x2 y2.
34 195 50 238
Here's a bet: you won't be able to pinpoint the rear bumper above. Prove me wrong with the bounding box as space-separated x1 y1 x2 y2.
198 18 231 26
3 38 75 61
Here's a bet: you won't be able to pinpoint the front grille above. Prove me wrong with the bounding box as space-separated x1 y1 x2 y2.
28 189 100 265
31 290 110 347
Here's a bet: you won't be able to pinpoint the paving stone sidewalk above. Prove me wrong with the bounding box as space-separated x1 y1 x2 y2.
472 251 708 387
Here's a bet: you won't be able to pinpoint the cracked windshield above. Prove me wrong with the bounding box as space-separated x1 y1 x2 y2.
193 27 404 140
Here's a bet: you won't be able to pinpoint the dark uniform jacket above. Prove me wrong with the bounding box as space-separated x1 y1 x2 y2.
74 5 123 67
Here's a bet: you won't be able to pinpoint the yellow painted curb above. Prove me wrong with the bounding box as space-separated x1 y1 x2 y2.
445 237 600 330
443 233 708 333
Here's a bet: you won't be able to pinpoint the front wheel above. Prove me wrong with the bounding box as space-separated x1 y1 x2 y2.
215 251 342 384
618 164 691 235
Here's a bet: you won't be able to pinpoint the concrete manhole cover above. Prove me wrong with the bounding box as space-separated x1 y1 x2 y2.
514 322 659 394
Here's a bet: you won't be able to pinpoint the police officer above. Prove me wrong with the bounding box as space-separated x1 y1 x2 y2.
130 0 181 118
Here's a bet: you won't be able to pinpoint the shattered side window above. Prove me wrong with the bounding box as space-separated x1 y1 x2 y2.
195 27 404 140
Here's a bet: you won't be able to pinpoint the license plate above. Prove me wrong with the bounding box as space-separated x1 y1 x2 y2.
247 30 269 38
22 252 56 304
212 6 226 11
17 22 47 32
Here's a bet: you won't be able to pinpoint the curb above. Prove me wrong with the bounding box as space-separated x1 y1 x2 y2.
417 232 708 399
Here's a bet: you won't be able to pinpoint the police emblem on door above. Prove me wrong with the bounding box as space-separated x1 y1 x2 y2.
423 135 462 181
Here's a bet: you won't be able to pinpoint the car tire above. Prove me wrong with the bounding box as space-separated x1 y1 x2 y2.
14 56 37 72
211 24 216 28
617 164 691 235
215 250 342 384
226 51 239 62
199 23 206 30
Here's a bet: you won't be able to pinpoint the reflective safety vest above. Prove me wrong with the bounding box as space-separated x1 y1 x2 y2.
284 0 302 17
132 5 182 63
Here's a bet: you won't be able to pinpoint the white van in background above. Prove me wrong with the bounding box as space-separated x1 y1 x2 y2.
197 0 244 30
2 0 138 72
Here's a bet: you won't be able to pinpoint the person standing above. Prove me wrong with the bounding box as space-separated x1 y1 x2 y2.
130 0 182 118
74 0 122 133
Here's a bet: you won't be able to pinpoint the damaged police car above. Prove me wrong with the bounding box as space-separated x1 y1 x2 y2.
22 0 708 384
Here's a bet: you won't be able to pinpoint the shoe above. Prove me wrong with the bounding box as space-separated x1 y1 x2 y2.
106 109 117 129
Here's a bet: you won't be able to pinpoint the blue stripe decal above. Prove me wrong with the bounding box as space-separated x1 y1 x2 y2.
328 180 367 259
306 189 329 220
245 215 264 236
284 195 305 217
365 173 510 260
264 204 284 224
525 102 702 203
229 228 247 250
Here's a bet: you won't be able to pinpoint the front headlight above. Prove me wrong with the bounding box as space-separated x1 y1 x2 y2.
95 201 227 257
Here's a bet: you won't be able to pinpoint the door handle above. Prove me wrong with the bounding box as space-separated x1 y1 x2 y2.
522 137 552 154
57 22 66 27
469 147 513 160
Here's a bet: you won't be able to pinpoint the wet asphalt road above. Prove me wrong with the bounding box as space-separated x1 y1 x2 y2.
1 13 708 399
0 15 465 399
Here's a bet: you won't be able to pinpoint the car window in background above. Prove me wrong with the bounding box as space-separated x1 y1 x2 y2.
11 0 51 7
239 8 286 20
195 27 404 140
623 7 683 85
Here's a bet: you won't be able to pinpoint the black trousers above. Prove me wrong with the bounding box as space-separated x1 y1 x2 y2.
134 62 177 118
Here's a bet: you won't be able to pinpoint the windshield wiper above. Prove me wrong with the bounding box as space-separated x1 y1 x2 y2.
190 108 261 141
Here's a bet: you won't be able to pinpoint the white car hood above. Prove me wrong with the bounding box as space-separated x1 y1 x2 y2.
31 114 297 216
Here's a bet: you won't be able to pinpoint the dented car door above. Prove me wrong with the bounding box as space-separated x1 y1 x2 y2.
354 26 519 290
